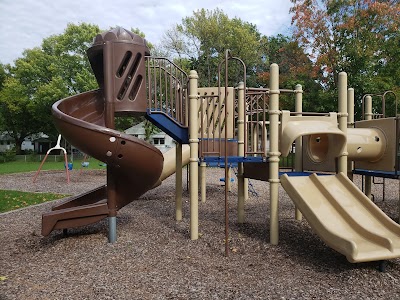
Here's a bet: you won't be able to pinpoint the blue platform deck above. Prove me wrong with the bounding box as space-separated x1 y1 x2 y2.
203 156 266 168
353 169 400 179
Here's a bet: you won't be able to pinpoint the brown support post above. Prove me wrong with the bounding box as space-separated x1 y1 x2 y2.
104 41 117 243
237 82 245 223
224 50 230 257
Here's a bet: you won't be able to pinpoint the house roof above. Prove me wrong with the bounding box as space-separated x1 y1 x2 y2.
0 132 49 141
124 122 146 135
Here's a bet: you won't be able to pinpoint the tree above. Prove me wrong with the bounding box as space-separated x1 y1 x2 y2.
290 0 400 117
162 8 267 87
0 63 5 128
257 35 322 112
0 23 101 152
0 63 5 89
0 76 39 153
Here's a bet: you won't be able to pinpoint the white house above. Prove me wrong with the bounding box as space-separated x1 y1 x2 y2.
0 132 36 152
0 132 14 152
124 122 146 139
0 132 54 153
124 122 175 153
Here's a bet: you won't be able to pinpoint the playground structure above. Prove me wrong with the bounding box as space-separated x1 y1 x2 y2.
353 91 399 201
41 27 400 265
33 134 71 183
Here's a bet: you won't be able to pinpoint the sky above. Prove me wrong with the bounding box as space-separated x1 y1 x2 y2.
0 0 293 65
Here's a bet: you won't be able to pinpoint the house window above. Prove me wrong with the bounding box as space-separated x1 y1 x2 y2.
153 138 165 145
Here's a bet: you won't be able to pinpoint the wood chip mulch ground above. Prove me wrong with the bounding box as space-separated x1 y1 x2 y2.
1 168 400 299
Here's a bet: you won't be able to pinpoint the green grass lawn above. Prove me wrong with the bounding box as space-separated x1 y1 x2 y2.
0 158 105 175
0 158 105 212
0 190 68 213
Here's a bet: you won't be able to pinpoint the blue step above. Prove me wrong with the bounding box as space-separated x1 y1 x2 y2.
146 110 189 144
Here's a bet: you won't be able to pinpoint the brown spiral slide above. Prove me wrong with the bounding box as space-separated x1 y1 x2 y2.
41 90 164 236
41 28 165 236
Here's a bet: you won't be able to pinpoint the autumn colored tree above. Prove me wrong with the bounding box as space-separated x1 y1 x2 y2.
257 35 321 111
290 0 400 117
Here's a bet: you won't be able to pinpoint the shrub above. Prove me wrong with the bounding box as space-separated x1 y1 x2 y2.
0 149 17 163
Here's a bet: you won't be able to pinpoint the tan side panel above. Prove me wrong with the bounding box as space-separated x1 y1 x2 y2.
354 118 397 172
302 136 337 172
280 111 344 172
198 87 235 139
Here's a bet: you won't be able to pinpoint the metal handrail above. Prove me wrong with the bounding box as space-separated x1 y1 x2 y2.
145 56 189 126
362 90 398 118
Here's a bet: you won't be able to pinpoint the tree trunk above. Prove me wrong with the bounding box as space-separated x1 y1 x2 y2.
13 137 24 154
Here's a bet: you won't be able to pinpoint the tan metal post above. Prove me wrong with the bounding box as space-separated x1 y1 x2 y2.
263 126 268 156
237 82 245 223
176 142 183 221
244 113 249 201
252 124 258 156
347 88 355 181
338 72 348 174
269 64 280 245
200 162 206 203
189 70 199 240
294 84 303 221
364 95 373 199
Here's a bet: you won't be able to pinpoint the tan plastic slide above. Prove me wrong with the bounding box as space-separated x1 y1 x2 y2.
281 172 400 262
157 145 190 184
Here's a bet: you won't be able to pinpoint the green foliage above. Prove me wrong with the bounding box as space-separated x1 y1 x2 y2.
115 116 143 132
144 120 159 141
0 63 5 89
0 149 16 162
258 35 322 112
131 27 154 49
28 152 40 162
0 76 36 153
163 8 266 87
0 189 68 213
0 23 101 152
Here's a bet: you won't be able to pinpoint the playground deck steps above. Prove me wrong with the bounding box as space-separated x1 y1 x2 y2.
42 186 109 236
42 202 109 236
146 110 189 144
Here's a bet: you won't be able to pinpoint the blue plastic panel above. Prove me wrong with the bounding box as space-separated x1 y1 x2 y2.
146 110 189 144
353 169 400 179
